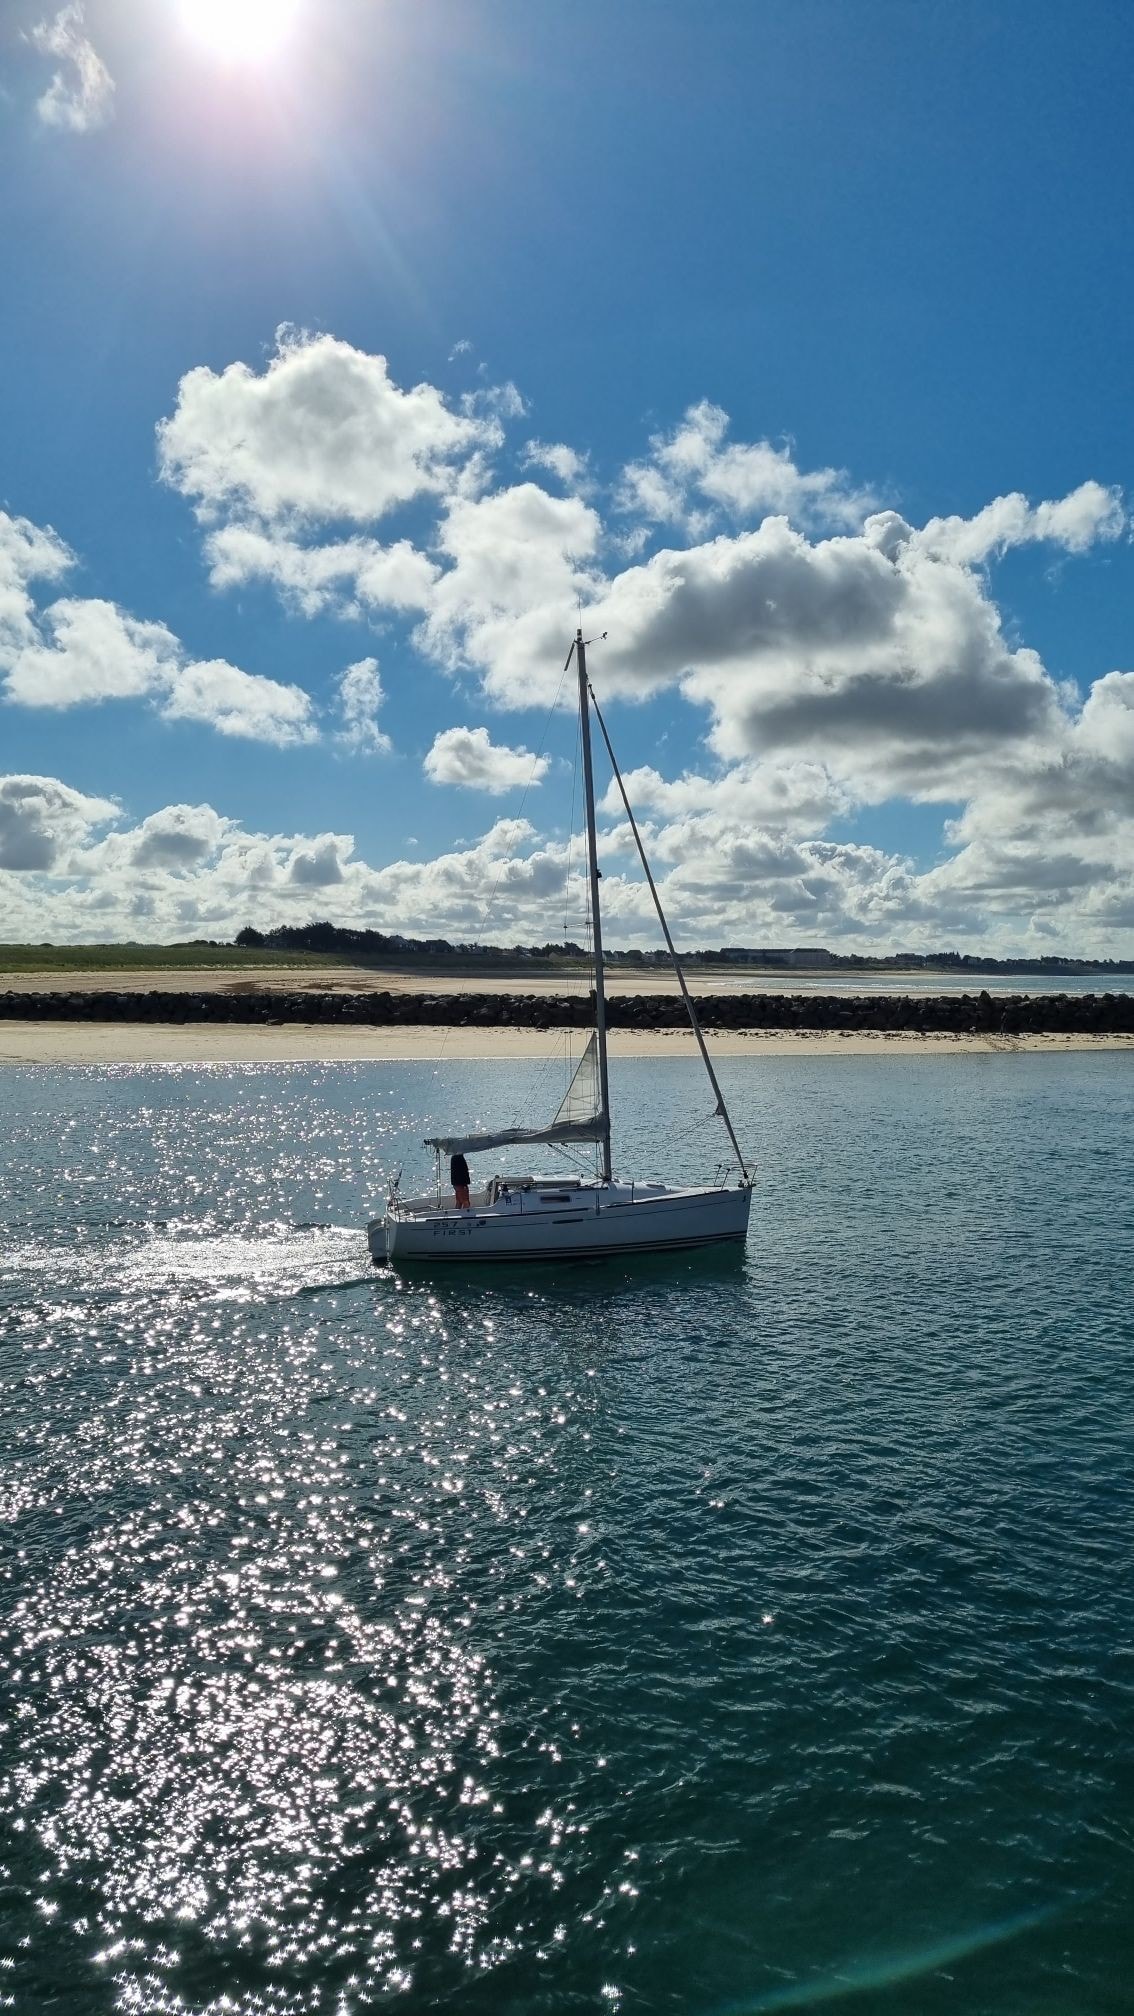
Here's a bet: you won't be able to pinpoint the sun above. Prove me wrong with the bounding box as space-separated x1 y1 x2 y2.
178 0 302 64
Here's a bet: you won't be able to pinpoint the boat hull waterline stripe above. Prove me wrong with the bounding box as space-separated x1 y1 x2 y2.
376 1229 747 1265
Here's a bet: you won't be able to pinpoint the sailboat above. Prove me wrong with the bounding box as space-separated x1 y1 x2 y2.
368 631 753 1264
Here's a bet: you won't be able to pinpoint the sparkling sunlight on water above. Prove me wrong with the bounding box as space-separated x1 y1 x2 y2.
1 1058 1132 2013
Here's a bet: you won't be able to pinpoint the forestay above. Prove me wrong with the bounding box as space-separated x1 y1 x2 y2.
425 1034 605 1157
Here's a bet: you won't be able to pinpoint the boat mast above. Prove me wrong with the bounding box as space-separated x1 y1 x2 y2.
588 680 752 1185
574 628 613 1182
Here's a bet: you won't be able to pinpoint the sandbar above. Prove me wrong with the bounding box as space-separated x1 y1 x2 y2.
1 1021 1131 1066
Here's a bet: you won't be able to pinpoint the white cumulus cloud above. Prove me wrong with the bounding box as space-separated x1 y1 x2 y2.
600 759 851 836
126 805 230 870
916 481 1125 565
162 659 315 746
288 837 351 887
0 510 75 656
3 598 181 708
335 658 390 755
157 327 499 528
521 441 590 488
416 482 602 697
204 524 439 619
573 512 1072 803
0 509 316 746
424 726 550 795
616 401 877 536
1 596 314 746
3 728 1134 953
14 344 1130 955
0 773 117 872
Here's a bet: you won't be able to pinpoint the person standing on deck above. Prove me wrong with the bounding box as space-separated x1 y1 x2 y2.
450 1151 471 1210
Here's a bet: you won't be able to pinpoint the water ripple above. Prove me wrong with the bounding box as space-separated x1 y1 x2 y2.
1 1058 1132 2013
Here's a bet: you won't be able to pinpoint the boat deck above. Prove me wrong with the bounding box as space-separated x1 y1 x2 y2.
389 1178 706 1222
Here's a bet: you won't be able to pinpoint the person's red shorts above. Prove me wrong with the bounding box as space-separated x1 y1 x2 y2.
455 1184 470 1209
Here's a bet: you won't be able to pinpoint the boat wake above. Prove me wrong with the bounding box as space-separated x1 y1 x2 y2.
1 1221 372 1307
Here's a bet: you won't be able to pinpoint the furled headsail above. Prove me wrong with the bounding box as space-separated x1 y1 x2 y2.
425 1034 605 1157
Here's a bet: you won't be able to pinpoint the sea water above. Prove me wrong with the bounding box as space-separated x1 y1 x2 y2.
692 971 1134 997
1 1055 1132 2015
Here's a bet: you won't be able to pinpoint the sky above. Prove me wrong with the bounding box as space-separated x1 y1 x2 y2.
1 0 1133 955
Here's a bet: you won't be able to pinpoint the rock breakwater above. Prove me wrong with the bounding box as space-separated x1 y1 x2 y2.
1 988 1132 1036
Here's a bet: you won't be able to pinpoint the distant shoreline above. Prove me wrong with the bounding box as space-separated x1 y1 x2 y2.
3 950 1134 990
1 966 1132 1068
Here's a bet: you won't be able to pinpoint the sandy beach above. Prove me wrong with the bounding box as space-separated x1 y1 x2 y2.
1 1020 1131 1065
0 963 877 998
6 962 1117 1000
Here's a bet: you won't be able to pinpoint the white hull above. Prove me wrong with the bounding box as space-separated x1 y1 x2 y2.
370 1179 750 1266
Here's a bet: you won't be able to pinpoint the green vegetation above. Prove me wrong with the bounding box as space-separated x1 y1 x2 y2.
235 923 1134 977
0 943 346 974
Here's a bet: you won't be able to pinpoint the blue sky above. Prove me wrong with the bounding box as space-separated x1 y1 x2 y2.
2 0 1132 951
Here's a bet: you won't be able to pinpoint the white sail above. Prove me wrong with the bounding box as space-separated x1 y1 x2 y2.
425 1035 606 1158
551 1032 600 1131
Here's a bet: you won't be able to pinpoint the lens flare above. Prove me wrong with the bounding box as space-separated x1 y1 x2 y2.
178 0 302 63
710 1903 1065 2014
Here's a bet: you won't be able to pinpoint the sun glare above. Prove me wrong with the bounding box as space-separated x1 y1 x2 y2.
178 0 301 64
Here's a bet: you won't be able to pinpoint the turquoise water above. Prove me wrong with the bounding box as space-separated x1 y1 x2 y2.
699 973 1134 997
2 1056 1133 2015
